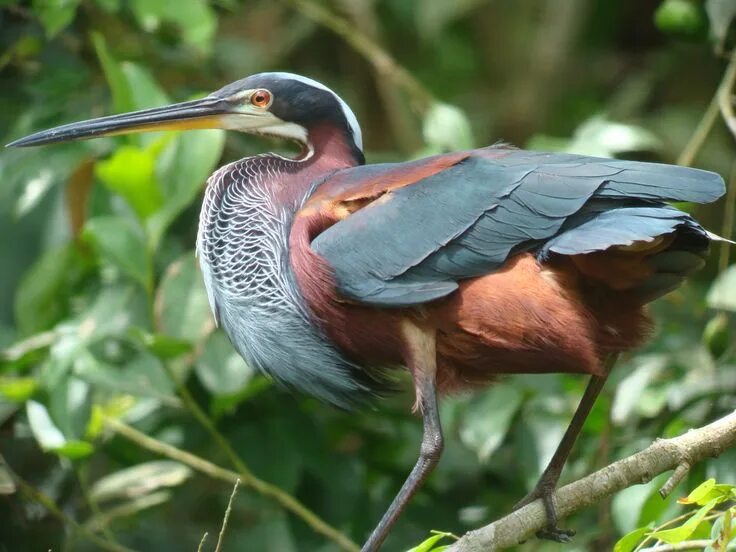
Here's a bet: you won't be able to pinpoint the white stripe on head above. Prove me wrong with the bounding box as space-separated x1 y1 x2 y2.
266 72 363 151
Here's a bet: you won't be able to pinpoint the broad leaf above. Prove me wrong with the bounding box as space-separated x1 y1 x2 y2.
650 498 720 543
459 382 523 462
707 266 736 312
196 330 253 396
90 460 192 502
155 251 214 344
147 129 225 248
32 0 81 37
95 144 165 220
83 216 151 290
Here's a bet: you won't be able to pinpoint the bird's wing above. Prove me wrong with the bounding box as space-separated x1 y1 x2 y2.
303 148 725 307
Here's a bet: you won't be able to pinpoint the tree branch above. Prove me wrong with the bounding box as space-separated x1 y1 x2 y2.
449 409 736 552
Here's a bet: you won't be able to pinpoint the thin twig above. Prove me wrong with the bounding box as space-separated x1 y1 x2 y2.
0 455 137 552
719 162 735 272
104 417 360 552
677 94 721 167
717 49 736 141
646 540 714 551
215 478 240 552
1 330 59 361
281 0 435 112
659 461 691 499
197 532 209 552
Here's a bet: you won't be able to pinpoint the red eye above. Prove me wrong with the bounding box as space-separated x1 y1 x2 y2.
251 89 272 108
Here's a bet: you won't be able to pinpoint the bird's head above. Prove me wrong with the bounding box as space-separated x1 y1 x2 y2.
7 72 364 163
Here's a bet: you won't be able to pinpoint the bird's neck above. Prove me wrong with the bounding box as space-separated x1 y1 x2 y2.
301 122 364 170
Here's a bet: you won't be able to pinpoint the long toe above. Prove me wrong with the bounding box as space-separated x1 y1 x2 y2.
536 526 576 543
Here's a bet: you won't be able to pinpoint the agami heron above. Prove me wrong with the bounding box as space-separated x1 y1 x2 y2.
8 72 727 551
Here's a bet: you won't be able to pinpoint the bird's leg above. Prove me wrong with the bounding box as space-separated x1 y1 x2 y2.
514 354 618 542
361 324 443 552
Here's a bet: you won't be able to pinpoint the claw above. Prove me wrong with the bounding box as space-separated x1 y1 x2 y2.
536 526 576 542
514 486 575 543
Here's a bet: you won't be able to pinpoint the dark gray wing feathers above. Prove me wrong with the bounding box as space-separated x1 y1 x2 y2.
310 151 724 306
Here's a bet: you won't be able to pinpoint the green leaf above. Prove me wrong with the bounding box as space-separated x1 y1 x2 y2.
129 329 193 359
129 0 217 53
423 103 474 152
74 349 177 405
14 243 79 334
90 460 192 502
83 216 151 290
407 531 455 552
613 524 654 552
91 32 133 114
655 0 706 36
148 129 225 248
706 0 736 44
707 266 736 312
196 330 254 396
48 375 90 440
611 355 668 426
155 251 214 344
459 382 523 462
679 478 735 506
95 144 165 219
32 0 82 37
26 400 66 450
650 498 720 543
0 377 38 402
53 440 94 460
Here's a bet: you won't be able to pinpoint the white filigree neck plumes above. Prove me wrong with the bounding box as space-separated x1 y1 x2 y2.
196 155 370 406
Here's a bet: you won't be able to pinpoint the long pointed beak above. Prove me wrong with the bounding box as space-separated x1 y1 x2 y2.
6 96 234 148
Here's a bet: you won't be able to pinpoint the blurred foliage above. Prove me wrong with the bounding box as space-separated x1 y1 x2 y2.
1 0 735 551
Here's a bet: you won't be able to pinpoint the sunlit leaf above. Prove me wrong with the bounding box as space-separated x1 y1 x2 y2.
406 531 454 552
650 498 720 543
459 382 523 462
95 144 165 219
53 439 94 460
0 377 37 402
196 330 253 396
423 103 474 152
32 0 81 37
90 460 192 502
528 116 660 157
679 478 735 505
83 216 151 290
706 266 736 312
26 400 66 450
655 0 706 36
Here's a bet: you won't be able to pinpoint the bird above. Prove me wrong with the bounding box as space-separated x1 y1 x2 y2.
7 72 727 551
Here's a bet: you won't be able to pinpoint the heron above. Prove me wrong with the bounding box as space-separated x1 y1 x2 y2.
8 72 727 551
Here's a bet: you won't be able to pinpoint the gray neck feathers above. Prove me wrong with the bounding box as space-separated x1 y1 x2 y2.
196 155 371 407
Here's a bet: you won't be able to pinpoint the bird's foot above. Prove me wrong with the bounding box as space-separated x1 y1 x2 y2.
513 484 575 543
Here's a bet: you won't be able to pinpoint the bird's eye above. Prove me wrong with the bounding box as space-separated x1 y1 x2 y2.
250 89 272 108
